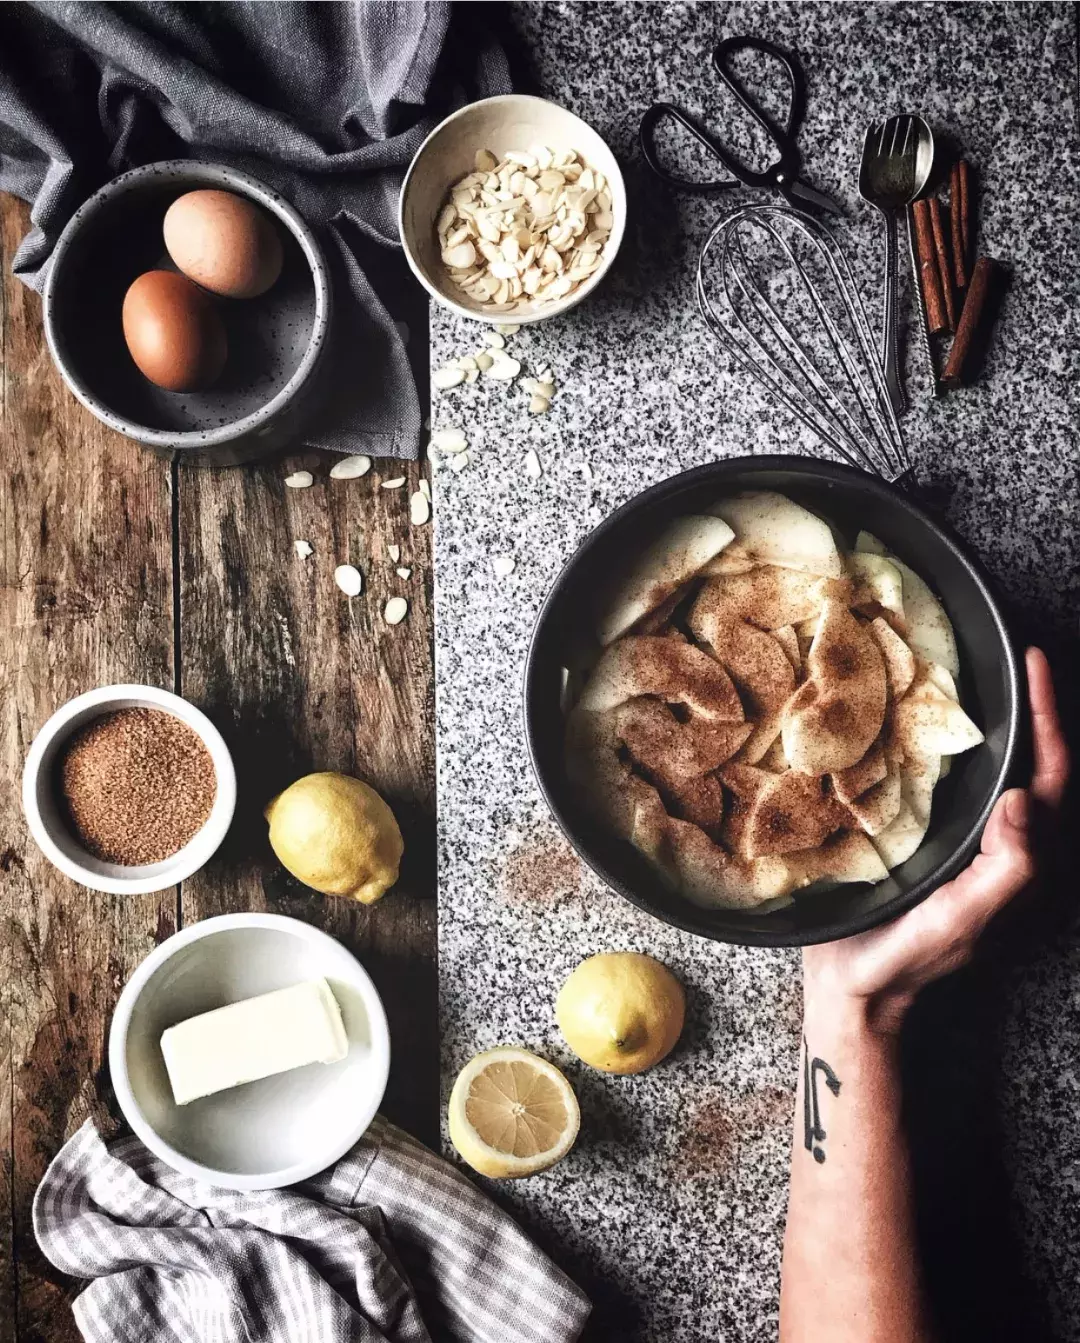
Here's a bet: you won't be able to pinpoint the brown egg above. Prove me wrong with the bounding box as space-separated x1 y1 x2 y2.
122 271 227 391
163 189 284 298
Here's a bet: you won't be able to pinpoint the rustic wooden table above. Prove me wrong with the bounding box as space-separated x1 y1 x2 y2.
0 192 437 1343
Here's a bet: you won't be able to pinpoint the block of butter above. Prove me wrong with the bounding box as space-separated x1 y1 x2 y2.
160 977 349 1106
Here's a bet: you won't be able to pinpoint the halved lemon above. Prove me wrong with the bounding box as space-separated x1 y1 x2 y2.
448 1047 580 1179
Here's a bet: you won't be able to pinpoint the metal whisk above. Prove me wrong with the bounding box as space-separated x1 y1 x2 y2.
697 203 911 483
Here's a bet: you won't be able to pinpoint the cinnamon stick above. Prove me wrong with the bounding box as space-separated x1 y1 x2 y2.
911 199 947 334
928 198 956 330
941 256 996 385
950 160 970 289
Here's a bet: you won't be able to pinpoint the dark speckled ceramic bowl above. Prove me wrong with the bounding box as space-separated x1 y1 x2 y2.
525 457 1022 948
44 161 330 463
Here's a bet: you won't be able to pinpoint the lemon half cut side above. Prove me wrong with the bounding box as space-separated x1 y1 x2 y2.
448 1047 580 1179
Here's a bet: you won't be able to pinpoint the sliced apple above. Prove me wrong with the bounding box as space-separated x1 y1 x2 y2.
708 491 845 578
666 816 796 909
926 661 959 701
781 598 887 774
790 830 889 886
773 624 801 673
740 771 849 859
833 740 888 803
843 766 902 836
893 673 984 758
596 514 735 646
577 636 743 721
693 569 833 631
757 735 790 773
870 798 927 869
616 699 751 781
889 556 960 677
699 540 757 576
902 752 941 830
849 552 904 617
869 616 916 699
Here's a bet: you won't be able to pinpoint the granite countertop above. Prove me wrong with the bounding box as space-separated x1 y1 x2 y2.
431 4 1079 1340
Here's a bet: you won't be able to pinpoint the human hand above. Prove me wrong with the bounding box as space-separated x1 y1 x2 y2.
803 647 1070 1034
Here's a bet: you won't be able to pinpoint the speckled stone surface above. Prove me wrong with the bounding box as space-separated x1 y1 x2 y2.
432 5 1079 1340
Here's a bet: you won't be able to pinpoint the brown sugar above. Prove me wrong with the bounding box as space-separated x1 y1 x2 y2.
57 708 216 865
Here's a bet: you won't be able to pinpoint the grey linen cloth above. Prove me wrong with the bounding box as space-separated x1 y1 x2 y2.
0 1 511 458
34 1114 590 1343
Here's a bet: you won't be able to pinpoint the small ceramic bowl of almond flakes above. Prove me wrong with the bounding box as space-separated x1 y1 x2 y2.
399 94 626 324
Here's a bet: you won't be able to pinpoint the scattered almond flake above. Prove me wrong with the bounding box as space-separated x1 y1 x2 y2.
410 490 431 524
433 365 467 390
483 331 506 349
465 369 479 383
448 451 470 474
524 448 543 479
388 543 401 563
528 394 551 415
456 355 478 371
496 323 521 335
474 351 494 372
419 478 432 502
396 566 413 580
492 555 516 577
334 564 363 597
432 428 467 453
475 148 498 172
284 471 313 489
520 377 540 395
383 596 408 625
294 539 313 559
381 477 406 489
485 354 521 381
537 380 555 399
579 461 594 484
329 454 372 480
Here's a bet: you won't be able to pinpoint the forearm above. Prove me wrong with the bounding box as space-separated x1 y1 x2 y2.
779 999 934 1343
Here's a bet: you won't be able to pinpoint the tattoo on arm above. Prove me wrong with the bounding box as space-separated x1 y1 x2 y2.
803 1037 841 1164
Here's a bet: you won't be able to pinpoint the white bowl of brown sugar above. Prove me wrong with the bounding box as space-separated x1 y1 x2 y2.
22 685 236 895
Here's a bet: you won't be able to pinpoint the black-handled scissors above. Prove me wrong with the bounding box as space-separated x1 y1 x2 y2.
639 35 841 214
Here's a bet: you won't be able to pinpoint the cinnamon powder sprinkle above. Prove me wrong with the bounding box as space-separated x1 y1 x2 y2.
57 708 216 865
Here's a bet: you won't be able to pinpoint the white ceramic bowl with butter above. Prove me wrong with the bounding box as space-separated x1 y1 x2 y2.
399 93 626 325
109 913 391 1190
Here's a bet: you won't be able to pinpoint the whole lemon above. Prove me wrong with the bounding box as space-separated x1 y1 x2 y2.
556 951 685 1075
265 772 403 904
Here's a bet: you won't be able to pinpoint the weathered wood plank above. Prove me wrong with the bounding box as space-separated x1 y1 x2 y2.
177 453 438 1145
0 193 176 1343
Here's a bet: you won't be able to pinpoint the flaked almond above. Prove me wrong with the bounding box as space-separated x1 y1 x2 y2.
284 471 313 488
329 455 372 480
388 544 401 562
524 448 542 479
381 477 406 489
384 596 408 625
432 428 467 453
433 366 467 390
334 564 363 597
410 490 431 524
492 555 516 577
294 540 313 559
396 566 413 580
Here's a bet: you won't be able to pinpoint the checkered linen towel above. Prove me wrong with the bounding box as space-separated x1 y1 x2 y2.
34 1115 590 1343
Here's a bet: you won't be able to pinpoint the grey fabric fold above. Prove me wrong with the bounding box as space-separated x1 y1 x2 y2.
34 1115 591 1343
0 1 512 458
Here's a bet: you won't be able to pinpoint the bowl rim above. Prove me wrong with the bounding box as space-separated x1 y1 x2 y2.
43 159 332 449
21 683 237 895
107 912 392 1190
523 455 1021 947
398 93 626 326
